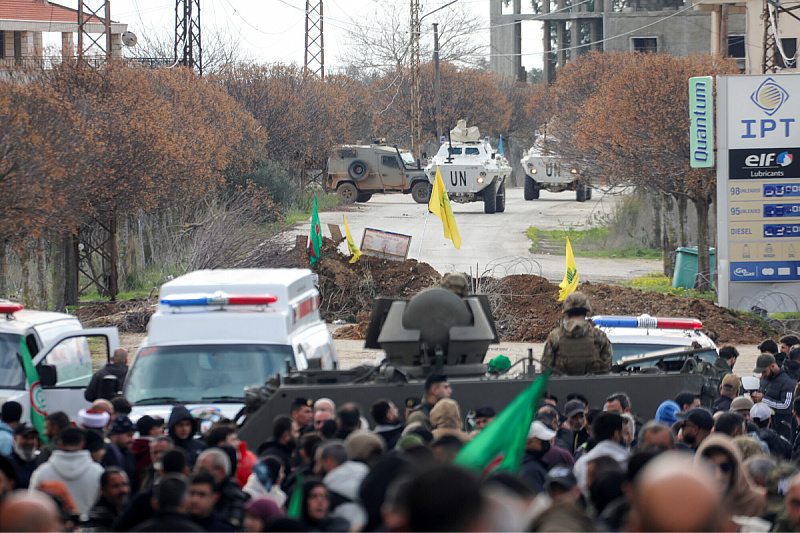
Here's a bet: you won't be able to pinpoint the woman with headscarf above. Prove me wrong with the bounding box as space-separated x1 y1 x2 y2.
429 398 471 443
243 455 287 507
243 497 285 532
695 434 767 517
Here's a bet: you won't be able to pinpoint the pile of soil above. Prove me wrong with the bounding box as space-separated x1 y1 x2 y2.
73 235 776 345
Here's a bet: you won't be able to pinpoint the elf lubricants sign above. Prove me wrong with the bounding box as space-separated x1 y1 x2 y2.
717 74 800 312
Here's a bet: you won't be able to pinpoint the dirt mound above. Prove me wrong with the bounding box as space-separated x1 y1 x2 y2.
73 235 776 345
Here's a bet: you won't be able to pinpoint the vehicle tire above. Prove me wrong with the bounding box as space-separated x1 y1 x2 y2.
347 160 369 181
337 182 358 203
411 181 432 204
586 186 592 200
495 182 506 213
576 184 587 202
356 192 372 203
483 180 497 214
524 177 539 200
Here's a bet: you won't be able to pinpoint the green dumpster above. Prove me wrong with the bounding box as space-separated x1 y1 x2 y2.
672 247 716 289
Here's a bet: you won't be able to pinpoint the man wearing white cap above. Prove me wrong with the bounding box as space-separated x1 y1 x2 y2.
750 402 792 460
519 420 556 493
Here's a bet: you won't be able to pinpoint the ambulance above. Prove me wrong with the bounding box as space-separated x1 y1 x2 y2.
0 300 120 422
124 269 339 425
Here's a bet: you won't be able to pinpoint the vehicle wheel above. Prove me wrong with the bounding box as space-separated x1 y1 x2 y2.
586 186 592 200
356 192 372 203
483 180 497 214
576 185 587 202
411 181 432 204
337 182 358 203
524 177 539 200
495 182 506 213
347 160 369 181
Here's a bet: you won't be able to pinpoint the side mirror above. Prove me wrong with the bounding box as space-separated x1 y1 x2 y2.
38 364 57 387
99 375 120 400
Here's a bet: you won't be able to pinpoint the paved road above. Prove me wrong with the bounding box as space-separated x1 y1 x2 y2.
291 186 661 282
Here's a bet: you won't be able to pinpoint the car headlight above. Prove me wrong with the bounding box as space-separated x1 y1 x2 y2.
531 168 537 174
571 169 578 174
477 177 484 184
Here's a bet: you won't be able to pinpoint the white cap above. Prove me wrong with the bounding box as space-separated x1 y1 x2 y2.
528 420 556 440
750 402 773 421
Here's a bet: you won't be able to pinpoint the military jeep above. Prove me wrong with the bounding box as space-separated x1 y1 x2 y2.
324 140 431 204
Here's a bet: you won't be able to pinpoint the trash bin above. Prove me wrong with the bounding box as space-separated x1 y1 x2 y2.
672 247 716 289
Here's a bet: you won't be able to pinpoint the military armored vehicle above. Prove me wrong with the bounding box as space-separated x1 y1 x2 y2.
424 120 512 214
521 138 591 202
236 288 721 447
324 140 431 204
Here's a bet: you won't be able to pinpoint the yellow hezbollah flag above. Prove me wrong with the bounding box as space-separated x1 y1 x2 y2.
558 236 578 301
429 166 461 249
343 215 361 263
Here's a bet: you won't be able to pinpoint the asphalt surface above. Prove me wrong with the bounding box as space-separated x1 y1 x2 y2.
290 186 661 283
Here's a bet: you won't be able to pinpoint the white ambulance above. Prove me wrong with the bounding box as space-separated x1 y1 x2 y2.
0 301 120 422
125 269 339 424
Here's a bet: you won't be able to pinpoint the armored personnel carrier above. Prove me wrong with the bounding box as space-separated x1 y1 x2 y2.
236 288 721 446
521 138 592 202
424 120 512 214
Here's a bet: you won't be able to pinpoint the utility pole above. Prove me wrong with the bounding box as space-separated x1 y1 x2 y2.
433 22 442 142
304 0 325 79
762 2 778 73
77 0 111 63
175 0 202 74
410 0 422 158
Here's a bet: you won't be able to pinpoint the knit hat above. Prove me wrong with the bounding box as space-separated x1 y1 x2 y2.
109 415 136 435
244 497 285 523
79 408 110 429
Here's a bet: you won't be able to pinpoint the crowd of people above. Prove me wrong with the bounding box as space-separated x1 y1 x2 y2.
2 321 800 531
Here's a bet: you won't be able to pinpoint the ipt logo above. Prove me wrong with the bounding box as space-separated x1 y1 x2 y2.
29 381 48 416
751 78 790 116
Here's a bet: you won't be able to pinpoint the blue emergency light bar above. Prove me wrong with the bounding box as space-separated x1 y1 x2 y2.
161 292 278 307
591 315 702 330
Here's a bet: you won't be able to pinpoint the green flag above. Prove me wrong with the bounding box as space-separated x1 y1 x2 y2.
19 337 48 443
287 472 305 518
308 197 322 266
454 370 550 478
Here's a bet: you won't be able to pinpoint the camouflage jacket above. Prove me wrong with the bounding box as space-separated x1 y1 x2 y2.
541 318 612 375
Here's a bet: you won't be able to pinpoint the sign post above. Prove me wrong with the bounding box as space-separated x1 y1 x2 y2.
717 75 800 312
690 76 714 168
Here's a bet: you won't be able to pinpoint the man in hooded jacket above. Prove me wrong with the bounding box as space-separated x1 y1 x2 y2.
167 405 206 469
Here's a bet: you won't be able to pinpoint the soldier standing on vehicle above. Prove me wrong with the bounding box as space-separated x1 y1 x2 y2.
541 292 612 375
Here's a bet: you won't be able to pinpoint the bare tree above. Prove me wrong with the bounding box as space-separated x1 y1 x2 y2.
340 2 487 73
122 28 252 73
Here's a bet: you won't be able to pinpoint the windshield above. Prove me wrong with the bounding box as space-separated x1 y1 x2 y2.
400 151 416 167
612 343 716 364
0 334 25 389
125 344 295 404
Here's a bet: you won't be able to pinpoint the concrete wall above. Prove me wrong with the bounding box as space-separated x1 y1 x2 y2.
489 0 520 80
603 11 745 56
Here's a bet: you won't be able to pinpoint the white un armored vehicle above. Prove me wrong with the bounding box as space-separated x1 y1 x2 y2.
521 138 592 202
424 120 512 214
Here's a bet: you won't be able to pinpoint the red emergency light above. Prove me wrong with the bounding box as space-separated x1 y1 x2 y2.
0 302 24 315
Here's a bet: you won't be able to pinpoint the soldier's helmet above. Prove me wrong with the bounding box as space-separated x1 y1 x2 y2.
441 272 469 297
562 291 592 315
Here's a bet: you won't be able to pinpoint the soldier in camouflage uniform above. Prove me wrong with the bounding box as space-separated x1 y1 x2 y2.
541 292 612 375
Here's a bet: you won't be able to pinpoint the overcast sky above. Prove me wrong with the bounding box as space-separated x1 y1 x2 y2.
108 0 544 71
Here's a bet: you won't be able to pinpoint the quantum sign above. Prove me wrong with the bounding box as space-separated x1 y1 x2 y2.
690 76 714 168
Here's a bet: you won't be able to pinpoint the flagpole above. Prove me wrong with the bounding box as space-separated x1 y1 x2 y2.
417 210 430 261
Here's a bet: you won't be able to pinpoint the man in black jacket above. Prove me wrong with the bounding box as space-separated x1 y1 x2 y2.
753 353 795 440
519 421 556 493
85 467 130 530
168 405 206 469
85 348 129 402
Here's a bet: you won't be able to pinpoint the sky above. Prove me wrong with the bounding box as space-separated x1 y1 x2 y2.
104 0 545 72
